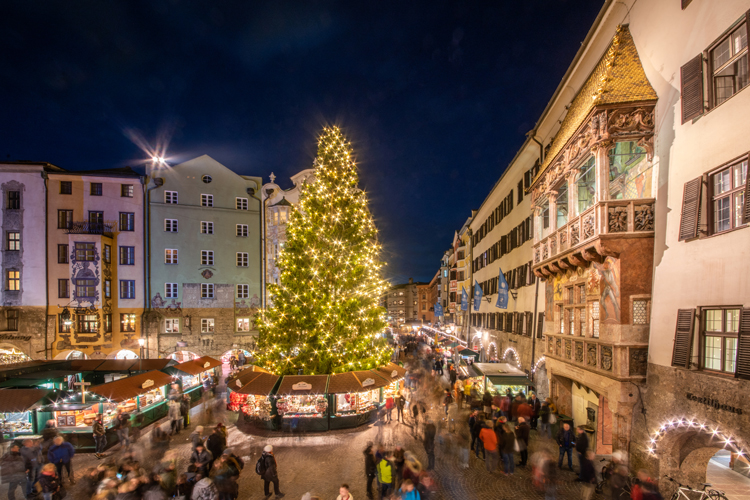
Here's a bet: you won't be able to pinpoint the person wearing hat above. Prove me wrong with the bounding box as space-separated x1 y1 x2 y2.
222 448 244 480
189 443 212 477
260 445 284 498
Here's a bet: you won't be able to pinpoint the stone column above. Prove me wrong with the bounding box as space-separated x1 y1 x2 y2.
548 192 558 234
594 143 612 202
567 171 579 219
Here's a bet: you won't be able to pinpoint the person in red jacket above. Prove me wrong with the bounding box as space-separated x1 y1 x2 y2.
479 421 499 473
385 396 395 423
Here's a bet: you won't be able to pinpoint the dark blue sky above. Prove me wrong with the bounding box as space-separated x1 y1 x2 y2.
1 0 602 283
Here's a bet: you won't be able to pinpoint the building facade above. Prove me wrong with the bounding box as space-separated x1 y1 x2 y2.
145 155 263 361
46 168 147 360
453 219 472 337
417 281 433 324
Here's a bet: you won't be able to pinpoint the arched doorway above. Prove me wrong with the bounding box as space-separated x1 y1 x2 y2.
532 358 549 400
487 343 498 362
168 351 200 363
0 345 31 364
107 349 138 359
221 349 251 364
54 350 87 360
503 347 520 369
707 449 750 494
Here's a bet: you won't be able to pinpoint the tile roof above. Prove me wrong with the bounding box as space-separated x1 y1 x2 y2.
89 370 173 402
534 25 657 185
276 374 329 396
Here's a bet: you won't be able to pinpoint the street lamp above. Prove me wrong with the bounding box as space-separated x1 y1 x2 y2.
138 338 145 359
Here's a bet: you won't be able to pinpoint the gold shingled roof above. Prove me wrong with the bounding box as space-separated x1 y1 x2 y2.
533 25 657 185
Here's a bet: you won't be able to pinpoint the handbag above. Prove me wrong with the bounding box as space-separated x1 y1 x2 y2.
514 439 520 452
549 413 557 425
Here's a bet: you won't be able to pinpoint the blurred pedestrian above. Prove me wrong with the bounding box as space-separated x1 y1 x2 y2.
190 426 205 451
385 395 395 423
575 426 589 478
579 450 596 500
336 483 352 500
396 392 405 423
516 417 530 467
38 463 60 500
398 479 420 500
190 443 212 477
206 426 226 471
114 408 131 450
93 414 107 458
169 400 182 435
21 438 42 497
500 423 516 476
479 419 499 473
557 423 574 471
1 443 26 500
363 442 376 500
259 445 283 498
376 454 394 499
423 419 436 470
47 436 75 485
529 393 541 430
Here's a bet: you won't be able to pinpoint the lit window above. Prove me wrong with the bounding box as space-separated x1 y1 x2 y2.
201 318 215 332
75 242 96 261
633 299 649 325
77 314 98 333
592 301 600 338
75 279 96 298
120 313 137 332
6 232 20 251
165 318 179 333
237 318 250 332
165 249 178 264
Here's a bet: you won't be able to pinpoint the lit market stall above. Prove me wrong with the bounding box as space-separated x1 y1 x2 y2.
0 389 54 438
274 374 329 432
328 370 389 429
374 363 407 400
471 362 531 397
228 371 280 430
162 356 222 403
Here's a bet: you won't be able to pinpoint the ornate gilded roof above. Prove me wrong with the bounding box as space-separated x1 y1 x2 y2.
533 25 657 185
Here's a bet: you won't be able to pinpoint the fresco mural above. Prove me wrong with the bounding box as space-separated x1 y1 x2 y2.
592 256 621 323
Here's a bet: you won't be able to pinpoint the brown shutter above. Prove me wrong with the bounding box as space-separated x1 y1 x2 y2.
537 312 545 339
743 163 750 225
735 309 750 380
681 54 704 123
527 312 534 337
678 177 702 241
671 309 695 368
681 0 692 9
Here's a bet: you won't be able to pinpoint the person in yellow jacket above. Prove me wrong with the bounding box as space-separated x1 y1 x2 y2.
376 455 394 498
463 381 472 408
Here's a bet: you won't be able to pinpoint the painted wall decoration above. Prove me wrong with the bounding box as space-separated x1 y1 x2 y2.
592 257 620 324
2 181 25 307
235 294 261 330
546 280 554 320
70 243 100 306
151 293 183 317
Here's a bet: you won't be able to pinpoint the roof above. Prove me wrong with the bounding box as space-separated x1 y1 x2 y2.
271 196 292 207
472 363 528 377
16 370 81 380
129 359 175 372
533 25 657 186
95 360 137 372
225 365 271 389
50 166 143 179
374 363 406 384
166 356 221 376
235 373 280 396
350 370 390 390
276 375 329 396
0 389 53 412
68 360 107 371
89 370 173 402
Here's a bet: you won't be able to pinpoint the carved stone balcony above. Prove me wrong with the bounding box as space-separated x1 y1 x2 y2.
533 198 654 277
65 221 118 236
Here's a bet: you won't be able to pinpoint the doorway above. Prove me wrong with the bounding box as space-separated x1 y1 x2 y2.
706 450 750 498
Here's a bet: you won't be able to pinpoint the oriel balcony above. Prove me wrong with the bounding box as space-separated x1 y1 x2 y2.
533 198 654 277
65 221 118 236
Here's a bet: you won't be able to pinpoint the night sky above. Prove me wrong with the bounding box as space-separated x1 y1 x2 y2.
1 1 602 283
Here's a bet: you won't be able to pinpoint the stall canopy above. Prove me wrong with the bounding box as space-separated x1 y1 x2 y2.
0 370 83 388
276 375 328 396
328 372 365 394
164 356 221 376
226 365 271 389
472 362 531 387
95 360 138 372
0 389 53 412
89 370 172 402
374 363 406 385
129 359 176 372
67 360 107 371
459 348 480 361
235 372 280 396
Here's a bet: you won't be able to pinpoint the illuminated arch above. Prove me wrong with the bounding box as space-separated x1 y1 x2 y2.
487 342 498 361
646 415 747 458
532 356 546 375
503 347 522 369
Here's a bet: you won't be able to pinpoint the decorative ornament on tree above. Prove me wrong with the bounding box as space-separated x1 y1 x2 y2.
255 126 391 375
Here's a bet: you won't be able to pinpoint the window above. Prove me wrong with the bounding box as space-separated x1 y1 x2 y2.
60 181 72 195
57 210 73 229
75 242 95 261
164 219 178 232
104 280 111 299
121 184 134 197
237 318 250 332
633 299 650 325
165 318 179 333
90 183 102 196
120 313 137 332
119 246 135 265
236 224 248 237
279 208 288 224
577 156 597 212
103 244 111 264
202 175 212 184
201 194 213 207
201 250 214 266
59 314 71 333
609 142 650 200
201 318 215 333
236 252 248 267
711 159 747 233
702 308 741 373
201 283 214 299
7 191 20 209
556 182 569 228
558 305 564 334
237 284 249 299
165 249 178 264
165 191 178 204
77 314 98 333
165 283 178 298
104 314 112 333
120 280 136 299
236 198 248 210
89 211 103 226
119 212 135 231
75 279 96 298
6 232 20 251
711 22 748 107
591 301 600 338
201 221 214 235
58 279 69 298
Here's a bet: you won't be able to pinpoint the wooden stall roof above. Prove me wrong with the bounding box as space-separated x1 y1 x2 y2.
166 356 221 376
226 365 270 389
236 373 280 396
95 359 138 372
327 372 362 394
89 370 173 402
352 370 390 390
0 389 53 412
276 374 329 396
374 363 406 384
129 359 175 372
68 360 107 371
17 370 81 380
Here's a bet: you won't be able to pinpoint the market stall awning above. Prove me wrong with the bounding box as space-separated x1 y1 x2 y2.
276 375 328 396
95 360 138 372
67 360 107 371
351 370 390 390
328 372 365 394
486 375 532 387
129 359 176 372
374 363 406 384
226 365 270 389
459 348 480 359
447 342 460 348
0 389 54 412
471 362 531 387
164 356 221 376
89 370 173 402
236 373 280 396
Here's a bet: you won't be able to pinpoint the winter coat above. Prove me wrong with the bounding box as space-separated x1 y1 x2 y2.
479 427 498 452
212 463 236 496
517 403 533 421
396 395 405 410
423 423 436 453
539 403 551 423
575 431 589 454
376 459 393 485
93 420 106 436
191 477 218 500
190 432 204 451
39 473 59 493
398 488 421 500
47 441 75 464
205 432 225 460
482 392 492 407
364 447 377 476
530 397 541 415
499 396 510 412
385 397 394 410
515 422 530 446
0 451 26 483
261 452 278 481
501 430 516 454
580 455 596 484
20 445 41 470
180 399 190 417
556 428 574 449
168 402 181 421
175 481 193 500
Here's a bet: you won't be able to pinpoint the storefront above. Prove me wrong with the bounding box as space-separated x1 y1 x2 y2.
228 371 280 430
163 356 222 402
0 369 83 390
0 347 31 365
374 363 406 400
275 374 329 432
168 351 200 363
471 362 531 397
328 370 389 429
0 389 53 439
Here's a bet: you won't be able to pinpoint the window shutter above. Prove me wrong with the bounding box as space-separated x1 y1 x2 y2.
678 177 702 241
527 312 533 337
735 309 750 380
537 312 545 339
743 165 750 225
681 0 692 10
671 309 695 368
680 54 704 123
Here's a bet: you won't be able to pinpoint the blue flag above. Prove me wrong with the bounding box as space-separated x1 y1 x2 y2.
473 281 482 311
434 302 443 318
460 287 468 311
496 267 509 309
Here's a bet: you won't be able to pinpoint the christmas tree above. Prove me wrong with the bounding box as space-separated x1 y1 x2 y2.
255 126 391 375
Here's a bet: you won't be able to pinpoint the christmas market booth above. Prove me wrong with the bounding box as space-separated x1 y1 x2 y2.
162 356 222 402
275 374 329 432
0 389 54 439
374 363 407 401
471 362 531 397
227 369 280 430
328 370 389 429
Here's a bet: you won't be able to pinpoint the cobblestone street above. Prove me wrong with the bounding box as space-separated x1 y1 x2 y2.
1 391 610 500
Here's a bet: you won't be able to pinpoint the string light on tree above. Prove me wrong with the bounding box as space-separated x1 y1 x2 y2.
254 126 391 375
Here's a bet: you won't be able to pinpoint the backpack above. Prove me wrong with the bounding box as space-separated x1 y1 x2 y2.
255 456 267 476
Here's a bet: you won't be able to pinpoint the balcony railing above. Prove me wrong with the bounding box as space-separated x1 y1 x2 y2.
65 221 118 236
533 199 654 265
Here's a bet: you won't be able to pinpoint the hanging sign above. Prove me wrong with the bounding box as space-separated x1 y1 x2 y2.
204 362 211 368
362 378 375 387
142 379 154 389
236 379 242 388
473 281 483 311
496 267 509 309
292 382 312 391
391 370 398 378
461 287 468 311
